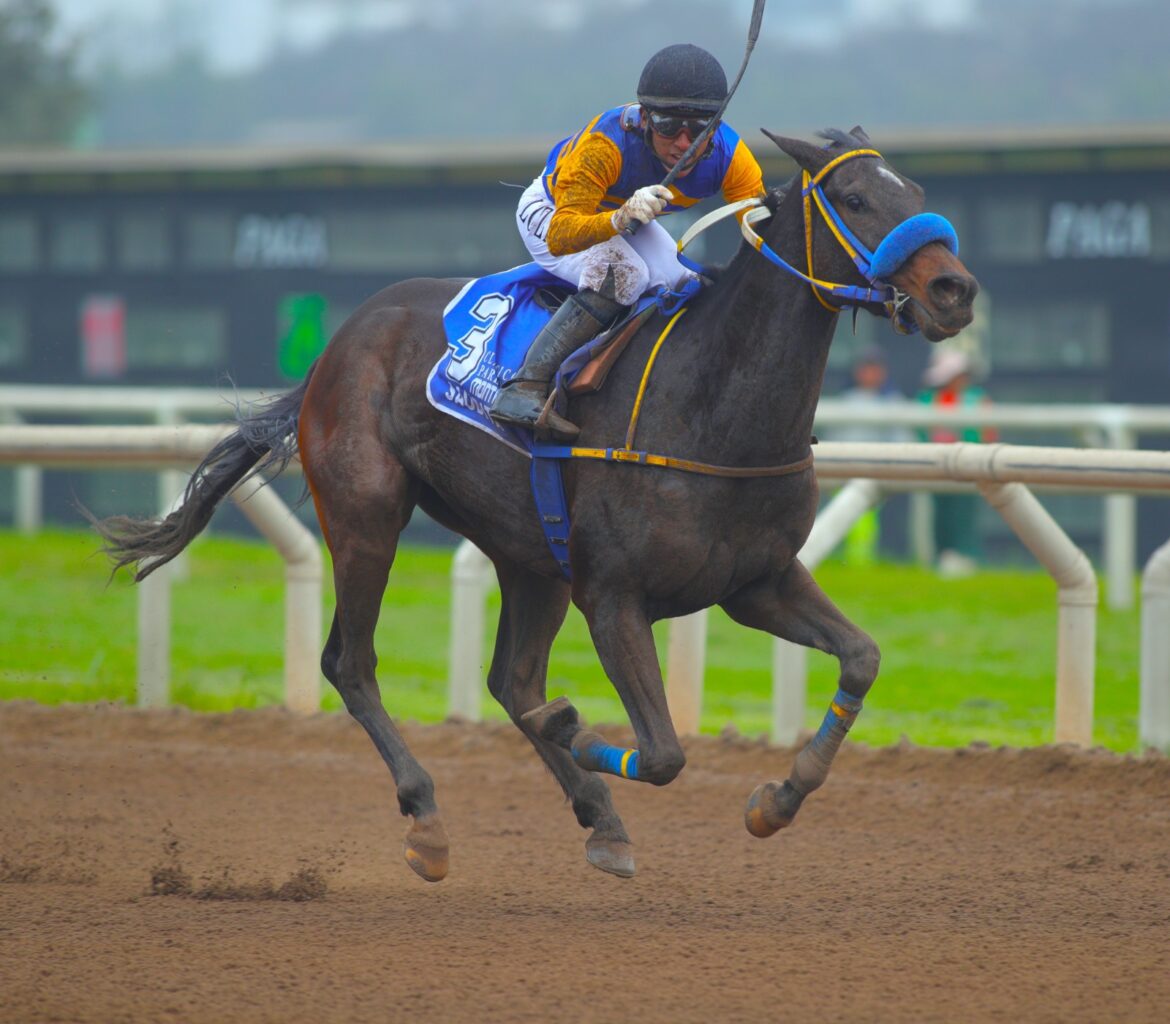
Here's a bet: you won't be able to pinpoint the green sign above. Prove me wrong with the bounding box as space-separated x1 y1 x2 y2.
277 293 328 379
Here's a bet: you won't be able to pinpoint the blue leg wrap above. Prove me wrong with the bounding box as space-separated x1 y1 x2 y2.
814 687 864 743
572 740 640 780
791 688 864 796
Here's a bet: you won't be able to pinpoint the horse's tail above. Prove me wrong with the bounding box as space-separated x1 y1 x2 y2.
89 365 317 582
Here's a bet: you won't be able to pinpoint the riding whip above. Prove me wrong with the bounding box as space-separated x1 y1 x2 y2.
627 0 767 234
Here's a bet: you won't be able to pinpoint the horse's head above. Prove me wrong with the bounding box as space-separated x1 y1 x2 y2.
760 126 978 342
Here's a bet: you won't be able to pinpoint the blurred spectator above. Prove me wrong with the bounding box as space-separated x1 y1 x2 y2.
916 348 996 578
829 345 911 564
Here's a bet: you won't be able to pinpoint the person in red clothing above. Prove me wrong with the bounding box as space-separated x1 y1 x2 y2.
917 348 996 576
489 43 766 440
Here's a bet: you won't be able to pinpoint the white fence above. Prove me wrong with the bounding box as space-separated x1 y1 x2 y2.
5 385 1170 610
2 417 1170 751
0 423 321 714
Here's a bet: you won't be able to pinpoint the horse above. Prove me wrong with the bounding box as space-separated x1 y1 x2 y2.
91 127 977 883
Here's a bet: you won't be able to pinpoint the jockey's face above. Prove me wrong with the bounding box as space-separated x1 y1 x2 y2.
642 111 712 177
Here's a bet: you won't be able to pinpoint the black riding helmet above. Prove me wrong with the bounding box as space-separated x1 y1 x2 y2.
636 43 728 115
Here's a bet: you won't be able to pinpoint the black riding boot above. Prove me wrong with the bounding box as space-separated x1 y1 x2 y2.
489 288 627 441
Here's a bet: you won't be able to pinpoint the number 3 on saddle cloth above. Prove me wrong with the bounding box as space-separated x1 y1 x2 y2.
426 262 698 580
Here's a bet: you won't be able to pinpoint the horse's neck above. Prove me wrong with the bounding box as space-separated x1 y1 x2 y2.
697 208 838 459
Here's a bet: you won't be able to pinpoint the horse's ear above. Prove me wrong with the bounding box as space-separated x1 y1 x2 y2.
849 124 871 145
760 128 831 175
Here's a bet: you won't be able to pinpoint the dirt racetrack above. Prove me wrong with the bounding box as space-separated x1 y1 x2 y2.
3 701 1169 1024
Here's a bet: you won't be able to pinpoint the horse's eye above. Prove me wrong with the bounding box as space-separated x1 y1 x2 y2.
845 194 864 212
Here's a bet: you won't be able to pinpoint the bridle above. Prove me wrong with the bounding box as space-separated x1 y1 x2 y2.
678 147 960 335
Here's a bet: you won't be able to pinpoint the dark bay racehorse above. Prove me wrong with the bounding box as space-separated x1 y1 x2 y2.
93 128 977 882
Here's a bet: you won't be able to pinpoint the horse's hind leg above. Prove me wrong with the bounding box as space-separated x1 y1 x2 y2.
305 450 449 881
488 562 634 878
720 559 879 838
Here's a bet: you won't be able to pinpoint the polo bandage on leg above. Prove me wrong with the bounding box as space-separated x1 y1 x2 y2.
790 688 864 796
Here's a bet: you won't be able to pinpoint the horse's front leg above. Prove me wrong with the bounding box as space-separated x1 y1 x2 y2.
522 594 686 788
721 558 880 837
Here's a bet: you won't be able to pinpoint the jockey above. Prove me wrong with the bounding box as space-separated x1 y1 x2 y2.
489 42 766 441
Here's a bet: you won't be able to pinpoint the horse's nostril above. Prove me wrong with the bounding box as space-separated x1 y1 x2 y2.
929 273 978 309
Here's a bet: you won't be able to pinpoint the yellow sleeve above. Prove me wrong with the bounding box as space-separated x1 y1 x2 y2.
546 132 624 257
721 139 766 205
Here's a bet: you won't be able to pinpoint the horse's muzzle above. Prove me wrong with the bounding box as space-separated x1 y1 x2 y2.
894 242 979 340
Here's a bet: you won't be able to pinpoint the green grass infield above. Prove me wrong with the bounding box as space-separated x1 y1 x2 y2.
0 528 1143 751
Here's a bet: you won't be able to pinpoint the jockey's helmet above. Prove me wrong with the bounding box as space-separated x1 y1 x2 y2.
636 44 727 116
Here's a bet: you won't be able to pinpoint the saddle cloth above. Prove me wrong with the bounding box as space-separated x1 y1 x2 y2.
427 262 658 456
427 262 694 581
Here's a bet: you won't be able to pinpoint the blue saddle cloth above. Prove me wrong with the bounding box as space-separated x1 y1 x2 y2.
427 263 568 455
427 262 696 578
428 263 673 454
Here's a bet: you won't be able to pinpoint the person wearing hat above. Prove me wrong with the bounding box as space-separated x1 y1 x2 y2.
490 43 766 440
917 347 996 577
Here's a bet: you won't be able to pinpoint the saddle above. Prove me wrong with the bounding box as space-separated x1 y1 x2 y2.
532 287 656 398
565 306 656 396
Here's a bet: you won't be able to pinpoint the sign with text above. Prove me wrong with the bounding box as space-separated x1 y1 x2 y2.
233 214 328 269
1046 201 1151 259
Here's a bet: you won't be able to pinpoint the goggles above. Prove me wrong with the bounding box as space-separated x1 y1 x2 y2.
647 111 714 139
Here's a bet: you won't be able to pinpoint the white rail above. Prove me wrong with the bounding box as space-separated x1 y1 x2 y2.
5 387 1170 609
0 424 320 712
3 425 1169 750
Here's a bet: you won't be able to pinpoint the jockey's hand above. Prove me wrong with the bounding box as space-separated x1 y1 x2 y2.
611 185 673 233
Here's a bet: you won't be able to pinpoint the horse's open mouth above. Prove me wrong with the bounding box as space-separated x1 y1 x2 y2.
909 299 975 342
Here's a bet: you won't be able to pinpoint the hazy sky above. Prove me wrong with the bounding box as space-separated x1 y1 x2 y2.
50 0 980 74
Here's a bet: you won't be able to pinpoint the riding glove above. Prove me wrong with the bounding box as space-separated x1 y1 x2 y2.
611 184 673 233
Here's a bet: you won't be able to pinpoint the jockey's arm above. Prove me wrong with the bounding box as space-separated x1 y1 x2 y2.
721 139 767 207
546 134 626 257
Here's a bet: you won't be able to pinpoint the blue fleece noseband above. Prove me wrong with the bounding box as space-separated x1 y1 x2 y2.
868 212 959 281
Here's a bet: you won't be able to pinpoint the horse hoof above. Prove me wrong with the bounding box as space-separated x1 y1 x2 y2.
520 695 581 747
585 835 635 878
744 781 798 838
403 814 449 882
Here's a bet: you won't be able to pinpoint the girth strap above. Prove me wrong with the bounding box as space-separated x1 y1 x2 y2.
532 444 814 479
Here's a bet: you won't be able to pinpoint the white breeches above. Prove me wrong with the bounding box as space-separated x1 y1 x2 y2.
515 177 693 306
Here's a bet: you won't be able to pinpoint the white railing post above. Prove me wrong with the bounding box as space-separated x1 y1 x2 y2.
772 479 882 744
136 563 172 708
14 464 42 534
229 476 323 714
1104 492 1137 610
1103 420 1137 611
0 410 42 533
979 481 1098 745
1140 539 1170 751
665 609 707 736
909 491 934 567
448 540 494 721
